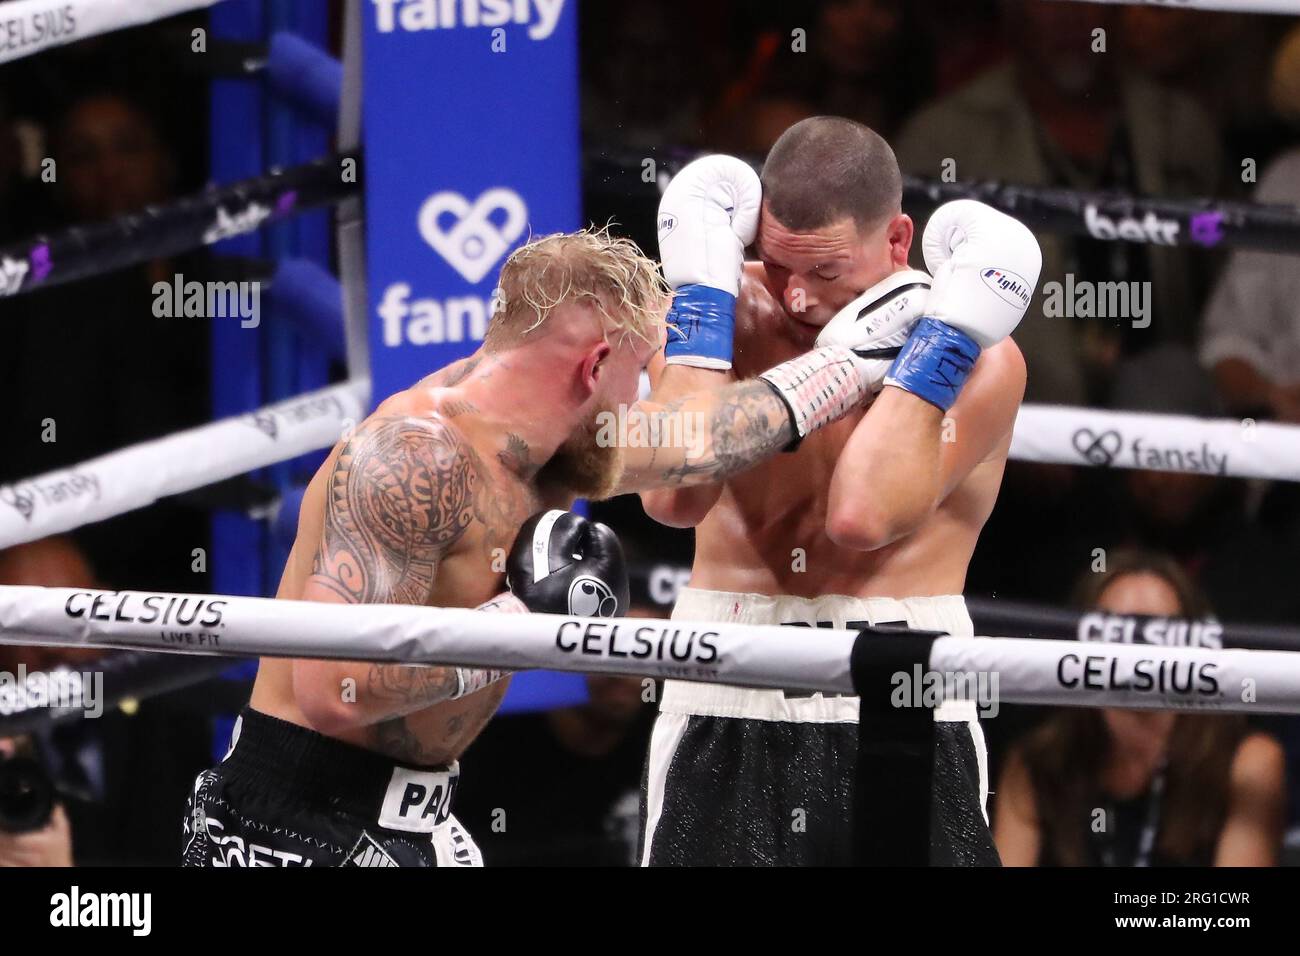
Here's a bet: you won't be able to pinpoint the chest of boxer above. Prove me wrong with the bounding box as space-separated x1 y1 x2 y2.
695 281 988 598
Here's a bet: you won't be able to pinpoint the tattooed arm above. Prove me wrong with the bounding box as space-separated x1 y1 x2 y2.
291 415 484 734
616 375 795 504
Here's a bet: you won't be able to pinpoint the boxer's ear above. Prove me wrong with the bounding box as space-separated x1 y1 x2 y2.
886 213 914 268
578 340 612 397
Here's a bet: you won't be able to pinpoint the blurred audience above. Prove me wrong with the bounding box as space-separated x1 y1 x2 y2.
709 0 929 153
1200 150 1300 424
0 737 73 867
895 0 1221 406
456 672 653 866
994 551 1286 866
1 88 211 593
0 537 211 865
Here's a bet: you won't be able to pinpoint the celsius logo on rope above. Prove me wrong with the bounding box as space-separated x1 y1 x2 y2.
0 6 77 56
371 0 566 41
981 268 1031 308
65 592 228 649
379 188 527 348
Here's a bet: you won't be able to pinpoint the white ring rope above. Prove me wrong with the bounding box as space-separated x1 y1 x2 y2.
1010 404 1298 481
0 393 1291 550
0 0 222 66
0 379 369 549
1059 0 1300 15
2 585 1299 715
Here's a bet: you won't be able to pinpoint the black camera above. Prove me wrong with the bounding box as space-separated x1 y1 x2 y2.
0 750 55 833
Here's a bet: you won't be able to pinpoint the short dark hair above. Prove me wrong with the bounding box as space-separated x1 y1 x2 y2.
760 116 902 233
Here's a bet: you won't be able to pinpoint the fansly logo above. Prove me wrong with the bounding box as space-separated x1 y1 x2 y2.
379 188 528 348
371 0 566 41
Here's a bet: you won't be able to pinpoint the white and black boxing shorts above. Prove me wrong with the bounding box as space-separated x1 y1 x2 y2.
639 589 998 866
182 708 483 867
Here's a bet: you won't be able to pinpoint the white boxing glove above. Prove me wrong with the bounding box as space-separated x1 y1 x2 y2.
814 268 932 395
657 155 762 370
882 200 1042 411
921 199 1042 346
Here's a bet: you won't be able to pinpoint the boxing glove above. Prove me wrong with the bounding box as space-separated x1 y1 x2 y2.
506 510 629 618
884 200 1041 411
658 155 762 370
814 268 933 395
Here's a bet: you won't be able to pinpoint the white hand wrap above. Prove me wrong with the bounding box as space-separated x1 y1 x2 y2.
450 592 526 699
758 345 870 448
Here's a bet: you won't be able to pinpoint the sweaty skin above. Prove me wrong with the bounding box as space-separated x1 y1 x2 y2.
250 335 810 766
644 261 1026 600
250 357 546 767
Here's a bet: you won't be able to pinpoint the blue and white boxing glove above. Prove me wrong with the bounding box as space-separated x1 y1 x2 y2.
658 155 762 370
884 200 1042 411
815 268 933 396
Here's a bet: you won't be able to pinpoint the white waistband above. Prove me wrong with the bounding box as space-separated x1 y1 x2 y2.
661 588 977 723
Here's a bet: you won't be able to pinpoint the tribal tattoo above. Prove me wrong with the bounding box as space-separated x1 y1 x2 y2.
307 412 536 763
310 416 474 605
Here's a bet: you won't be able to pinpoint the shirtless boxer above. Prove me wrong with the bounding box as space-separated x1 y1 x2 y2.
182 227 897 867
639 117 1042 866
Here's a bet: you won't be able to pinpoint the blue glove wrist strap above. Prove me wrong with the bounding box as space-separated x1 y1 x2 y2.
664 284 735 365
885 317 981 412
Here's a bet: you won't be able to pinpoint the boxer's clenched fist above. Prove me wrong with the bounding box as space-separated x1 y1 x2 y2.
658 155 762 370
815 268 933 396
884 200 1042 411
506 510 629 618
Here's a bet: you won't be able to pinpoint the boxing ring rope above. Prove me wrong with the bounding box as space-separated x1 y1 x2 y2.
0 387 1293 550
1062 0 1300 14
0 0 222 66
0 379 368 548
1010 404 1300 481
3 586 1300 717
7 588 1299 736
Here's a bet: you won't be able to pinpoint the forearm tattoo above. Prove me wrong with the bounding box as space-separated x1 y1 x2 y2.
661 380 795 485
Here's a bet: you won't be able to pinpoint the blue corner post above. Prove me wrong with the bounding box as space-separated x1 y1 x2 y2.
208 0 336 757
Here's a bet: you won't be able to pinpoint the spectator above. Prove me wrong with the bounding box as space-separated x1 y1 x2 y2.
1121 6 1277 159
993 550 1286 866
0 737 73 867
0 537 211 865
3 89 211 593
895 0 1221 406
709 0 927 154
454 672 656 866
1199 151 1300 423
1092 345 1299 625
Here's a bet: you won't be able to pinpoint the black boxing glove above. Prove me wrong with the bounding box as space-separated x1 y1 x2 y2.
506 510 629 617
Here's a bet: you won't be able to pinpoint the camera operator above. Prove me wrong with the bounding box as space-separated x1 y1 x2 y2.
0 737 71 867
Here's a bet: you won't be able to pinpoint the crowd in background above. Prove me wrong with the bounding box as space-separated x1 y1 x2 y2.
2 0 1300 865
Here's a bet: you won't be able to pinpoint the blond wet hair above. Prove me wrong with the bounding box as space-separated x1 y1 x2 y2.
486 226 669 350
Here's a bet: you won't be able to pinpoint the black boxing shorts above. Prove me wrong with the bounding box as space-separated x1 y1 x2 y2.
639 588 1000 866
182 708 482 867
